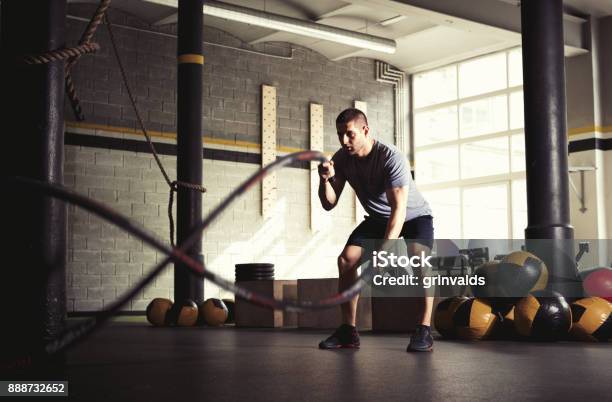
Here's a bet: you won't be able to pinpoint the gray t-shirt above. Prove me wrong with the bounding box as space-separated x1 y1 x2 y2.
332 140 432 221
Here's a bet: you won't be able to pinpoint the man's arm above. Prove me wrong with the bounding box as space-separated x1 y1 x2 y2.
384 186 408 239
317 160 346 210
318 175 346 211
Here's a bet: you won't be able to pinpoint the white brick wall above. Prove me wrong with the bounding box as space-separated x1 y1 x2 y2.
65 140 359 311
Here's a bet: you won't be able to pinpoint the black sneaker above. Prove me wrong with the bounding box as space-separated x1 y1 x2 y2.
407 325 433 352
318 324 360 349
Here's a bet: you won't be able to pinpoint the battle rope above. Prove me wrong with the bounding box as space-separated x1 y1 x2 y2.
22 0 207 247
21 0 112 121
7 150 376 357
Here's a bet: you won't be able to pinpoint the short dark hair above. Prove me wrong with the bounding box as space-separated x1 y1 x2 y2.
336 108 368 126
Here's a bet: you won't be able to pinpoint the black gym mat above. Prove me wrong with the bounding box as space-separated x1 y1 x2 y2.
63 321 612 402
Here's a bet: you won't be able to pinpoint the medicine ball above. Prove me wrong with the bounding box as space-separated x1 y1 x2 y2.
453 298 497 340
472 261 515 312
503 306 515 325
222 298 235 324
166 299 199 327
199 298 228 326
496 251 548 298
146 298 173 327
434 296 469 338
514 290 572 341
472 261 499 299
570 297 612 342
581 267 612 302
491 306 517 339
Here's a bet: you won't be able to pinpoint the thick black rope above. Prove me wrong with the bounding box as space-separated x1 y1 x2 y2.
21 43 100 64
22 0 208 247
20 0 112 121
5 150 376 358
104 14 206 247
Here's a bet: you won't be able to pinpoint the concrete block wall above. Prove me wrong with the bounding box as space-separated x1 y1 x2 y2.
64 5 395 311
64 140 356 311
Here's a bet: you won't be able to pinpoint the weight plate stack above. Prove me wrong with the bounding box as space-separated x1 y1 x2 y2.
235 263 274 282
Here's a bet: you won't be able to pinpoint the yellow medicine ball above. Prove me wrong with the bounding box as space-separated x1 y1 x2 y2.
434 296 469 338
570 297 612 342
452 298 497 340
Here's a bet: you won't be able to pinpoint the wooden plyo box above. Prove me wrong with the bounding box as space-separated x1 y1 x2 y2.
297 278 371 329
235 280 297 328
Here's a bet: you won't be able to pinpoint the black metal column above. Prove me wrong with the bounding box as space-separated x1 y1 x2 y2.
521 0 578 295
175 0 204 303
1 1 67 376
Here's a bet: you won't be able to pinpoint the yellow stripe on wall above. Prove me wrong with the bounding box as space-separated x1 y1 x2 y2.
177 54 204 64
568 125 612 136
64 121 312 154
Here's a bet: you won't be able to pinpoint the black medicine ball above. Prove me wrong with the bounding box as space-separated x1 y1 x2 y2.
472 261 515 312
496 251 548 298
514 290 572 341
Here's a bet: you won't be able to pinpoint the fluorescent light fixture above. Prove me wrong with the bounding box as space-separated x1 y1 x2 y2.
202 0 396 54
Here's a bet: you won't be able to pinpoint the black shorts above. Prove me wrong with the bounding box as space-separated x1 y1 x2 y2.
346 215 434 250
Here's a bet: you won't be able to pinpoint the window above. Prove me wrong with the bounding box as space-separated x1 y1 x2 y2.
458 53 507 98
413 48 527 239
462 183 509 239
459 95 508 138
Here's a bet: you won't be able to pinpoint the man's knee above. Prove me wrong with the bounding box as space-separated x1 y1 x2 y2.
337 254 360 275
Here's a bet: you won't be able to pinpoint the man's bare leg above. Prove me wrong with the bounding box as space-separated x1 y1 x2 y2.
318 245 364 349
338 245 364 326
407 242 434 326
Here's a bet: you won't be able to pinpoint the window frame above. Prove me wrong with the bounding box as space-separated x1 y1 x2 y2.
412 47 527 239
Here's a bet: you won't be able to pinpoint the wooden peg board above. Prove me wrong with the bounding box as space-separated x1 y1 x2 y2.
262 85 277 219
309 103 327 232
353 100 367 223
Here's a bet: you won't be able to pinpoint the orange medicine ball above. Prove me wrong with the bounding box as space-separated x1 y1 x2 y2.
199 298 229 326
166 300 199 327
146 298 173 327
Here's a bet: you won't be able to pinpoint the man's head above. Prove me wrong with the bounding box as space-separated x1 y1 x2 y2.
335 108 371 157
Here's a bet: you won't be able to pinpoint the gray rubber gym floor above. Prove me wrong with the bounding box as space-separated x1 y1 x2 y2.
66 321 611 402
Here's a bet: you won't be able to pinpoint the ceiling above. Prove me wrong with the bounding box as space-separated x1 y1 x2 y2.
69 0 611 73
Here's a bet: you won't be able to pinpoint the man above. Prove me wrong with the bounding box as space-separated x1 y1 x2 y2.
317 108 435 352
